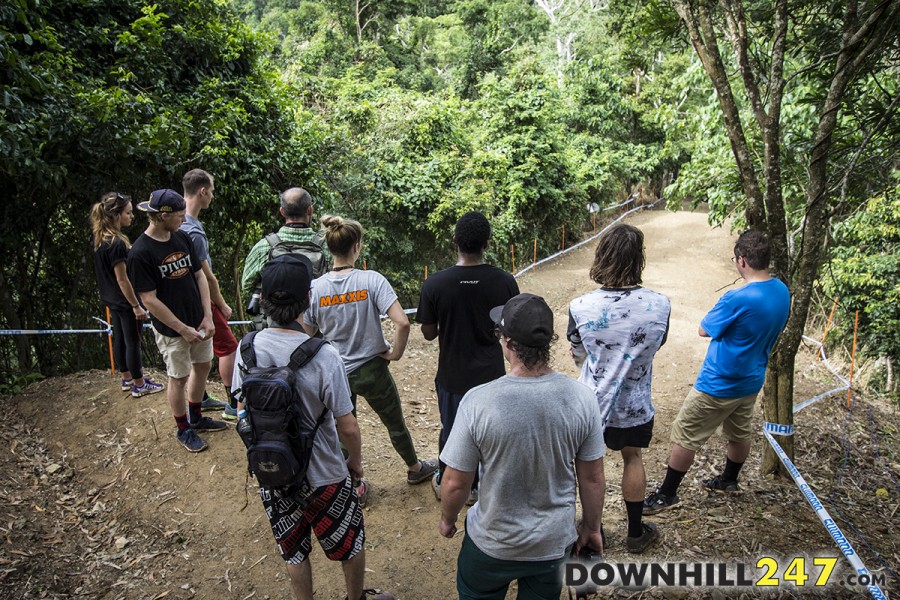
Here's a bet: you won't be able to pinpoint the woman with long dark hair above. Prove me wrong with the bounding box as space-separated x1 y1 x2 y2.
90 192 163 397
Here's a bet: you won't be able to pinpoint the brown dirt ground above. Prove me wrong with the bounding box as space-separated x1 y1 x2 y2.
2 208 898 599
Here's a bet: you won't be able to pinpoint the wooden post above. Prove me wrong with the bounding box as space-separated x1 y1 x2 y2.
592 212 596 233
105 306 115 377
533 238 537 265
562 225 565 251
819 297 838 359
424 265 428 280
510 244 516 272
848 310 859 409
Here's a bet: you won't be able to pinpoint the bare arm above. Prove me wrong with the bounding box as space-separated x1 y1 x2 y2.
380 301 410 361
200 259 232 319
575 457 605 554
335 412 363 482
139 289 205 343
112 262 148 320
421 323 438 341
698 325 710 337
439 467 476 538
194 268 214 339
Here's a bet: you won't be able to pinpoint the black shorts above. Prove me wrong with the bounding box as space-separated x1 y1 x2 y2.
604 417 654 451
260 475 365 564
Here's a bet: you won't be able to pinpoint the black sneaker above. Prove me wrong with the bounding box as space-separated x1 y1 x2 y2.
177 428 208 453
190 416 228 432
702 475 740 493
626 522 660 554
643 490 680 515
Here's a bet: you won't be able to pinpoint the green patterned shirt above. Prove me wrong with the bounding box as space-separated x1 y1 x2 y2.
240 225 333 300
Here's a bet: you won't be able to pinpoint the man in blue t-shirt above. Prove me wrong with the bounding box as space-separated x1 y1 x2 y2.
644 231 790 513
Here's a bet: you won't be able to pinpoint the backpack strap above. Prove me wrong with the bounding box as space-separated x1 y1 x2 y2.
265 232 281 248
287 337 326 370
311 229 325 247
288 337 329 434
239 331 260 369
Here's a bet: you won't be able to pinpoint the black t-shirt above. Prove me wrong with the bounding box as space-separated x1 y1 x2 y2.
416 264 519 394
127 230 203 338
92 236 130 311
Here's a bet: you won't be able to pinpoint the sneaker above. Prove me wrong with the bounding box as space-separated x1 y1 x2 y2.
189 416 228 432
466 488 478 507
132 379 165 398
702 474 740 493
345 589 396 600
221 404 238 421
177 428 208 453
355 479 369 508
643 490 680 515
121 378 133 392
431 472 441 501
407 458 439 484
626 522 660 554
200 393 228 411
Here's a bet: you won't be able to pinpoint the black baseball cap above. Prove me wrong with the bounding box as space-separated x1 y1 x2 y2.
261 254 312 305
490 293 554 347
138 189 186 213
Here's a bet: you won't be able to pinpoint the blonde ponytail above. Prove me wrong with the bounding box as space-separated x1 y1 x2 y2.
90 192 131 250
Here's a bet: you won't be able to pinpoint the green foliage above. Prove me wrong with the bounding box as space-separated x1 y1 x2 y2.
0 0 321 376
822 188 900 363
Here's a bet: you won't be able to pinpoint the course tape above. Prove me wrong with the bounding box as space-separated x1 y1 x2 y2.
792 335 851 413
764 430 887 600
763 422 794 436
514 197 665 279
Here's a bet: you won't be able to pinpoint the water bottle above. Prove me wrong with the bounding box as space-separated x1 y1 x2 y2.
247 290 261 316
237 409 253 449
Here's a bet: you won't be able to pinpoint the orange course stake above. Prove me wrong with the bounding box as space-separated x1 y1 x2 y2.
105 306 115 377
592 212 597 234
819 297 838 359
363 259 367 270
424 265 428 280
847 310 859 409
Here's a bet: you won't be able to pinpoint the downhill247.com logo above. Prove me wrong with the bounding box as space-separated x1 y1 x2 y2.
565 557 886 591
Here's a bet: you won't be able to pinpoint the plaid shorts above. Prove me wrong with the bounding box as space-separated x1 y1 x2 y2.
260 475 365 564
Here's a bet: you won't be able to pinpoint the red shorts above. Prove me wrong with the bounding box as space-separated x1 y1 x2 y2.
211 304 238 357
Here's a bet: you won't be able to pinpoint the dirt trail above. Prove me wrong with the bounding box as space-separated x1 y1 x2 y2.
4 208 897 600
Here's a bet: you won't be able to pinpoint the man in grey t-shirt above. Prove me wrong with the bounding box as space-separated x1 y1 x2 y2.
231 254 394 600
438 293 606 599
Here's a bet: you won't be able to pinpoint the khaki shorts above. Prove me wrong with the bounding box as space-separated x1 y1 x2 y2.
153 329 213 379
670 387 758 451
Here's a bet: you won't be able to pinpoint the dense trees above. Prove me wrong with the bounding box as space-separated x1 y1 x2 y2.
0 0 318 378
2 0 896 423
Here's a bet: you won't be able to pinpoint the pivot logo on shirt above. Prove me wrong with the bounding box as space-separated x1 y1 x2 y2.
158 252 192 279
319 289 369 307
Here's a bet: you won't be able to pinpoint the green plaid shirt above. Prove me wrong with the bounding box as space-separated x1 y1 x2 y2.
240 225 332 300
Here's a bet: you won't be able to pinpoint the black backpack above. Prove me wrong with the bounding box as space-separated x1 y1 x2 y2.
265 231 328 279
238 331 327 488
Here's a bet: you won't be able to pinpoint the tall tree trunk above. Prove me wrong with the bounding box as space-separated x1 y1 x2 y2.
672 0 766 230
760 0 900 475
0 267 32 370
